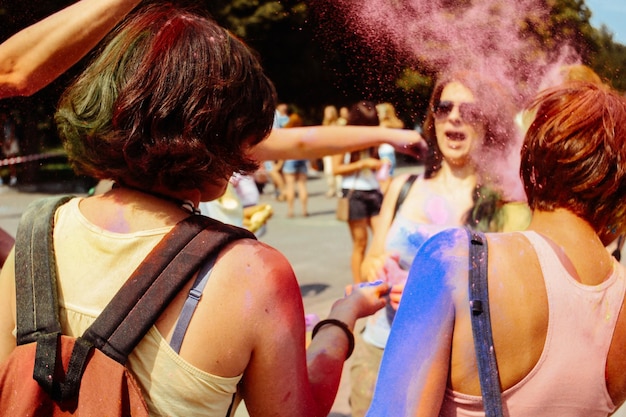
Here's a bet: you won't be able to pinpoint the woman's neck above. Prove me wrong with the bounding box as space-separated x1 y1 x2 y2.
528 208 613 285
436 160 478 190
113 182 201 215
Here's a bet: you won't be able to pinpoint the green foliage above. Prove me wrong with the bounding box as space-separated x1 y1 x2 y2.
2 0 626 158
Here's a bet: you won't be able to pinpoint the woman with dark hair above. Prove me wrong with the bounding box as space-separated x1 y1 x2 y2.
368 81 626 416
332 101 385 284
351 73 530 417
0 5 389 416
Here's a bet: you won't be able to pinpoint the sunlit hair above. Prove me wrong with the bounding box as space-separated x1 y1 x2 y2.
560 64 603 85
521 81 626 240
422 72 518 179
55 4 276 191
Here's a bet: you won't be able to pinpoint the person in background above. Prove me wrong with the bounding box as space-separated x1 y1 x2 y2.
281 113 310 217
274 103 290 128
368 81 626 416
351 72 529 417
333 101 385 284
0 5 389 416
338 106 349 126
375 102 404 194
264 103 290 200
322 105 342 198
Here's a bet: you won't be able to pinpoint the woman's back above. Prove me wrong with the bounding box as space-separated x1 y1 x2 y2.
55 194 274 415
444 229 626 416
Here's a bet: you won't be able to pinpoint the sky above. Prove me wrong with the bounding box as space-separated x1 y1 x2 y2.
585 0 626 45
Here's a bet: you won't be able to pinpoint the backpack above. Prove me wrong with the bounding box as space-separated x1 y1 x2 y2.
0 195 255 416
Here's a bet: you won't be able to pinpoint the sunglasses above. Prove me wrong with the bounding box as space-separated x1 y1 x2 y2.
433 101 484 124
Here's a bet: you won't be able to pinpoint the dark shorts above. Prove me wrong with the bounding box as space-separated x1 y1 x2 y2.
344 189 383 221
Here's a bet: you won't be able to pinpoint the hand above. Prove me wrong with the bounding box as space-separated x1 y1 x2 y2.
382 254 409 286
388 283 405 310
361 253 388 283
361 158 383 171
393 132 428 160
340 281 389 319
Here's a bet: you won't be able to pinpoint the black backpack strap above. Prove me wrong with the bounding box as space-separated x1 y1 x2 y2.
466 228 504 417
14 195 77 401
15 201 254 401
393 174 417 217
14 195 73 344
83 215 255 362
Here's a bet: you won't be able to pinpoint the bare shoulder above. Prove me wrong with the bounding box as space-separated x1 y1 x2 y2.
486 232 539 275
209 238 301 307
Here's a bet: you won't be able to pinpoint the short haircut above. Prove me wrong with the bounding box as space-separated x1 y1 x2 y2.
55 4 276 191
521 81 626 240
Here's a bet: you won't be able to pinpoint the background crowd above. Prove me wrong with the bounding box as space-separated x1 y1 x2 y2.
1 2 626 417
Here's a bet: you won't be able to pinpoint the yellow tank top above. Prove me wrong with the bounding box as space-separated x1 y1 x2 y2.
53 198 242 416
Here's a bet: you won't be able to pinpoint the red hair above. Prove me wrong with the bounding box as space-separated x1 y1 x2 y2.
521 81 626 240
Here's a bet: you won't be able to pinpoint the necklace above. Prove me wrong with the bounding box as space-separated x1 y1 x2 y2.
112 182 201 215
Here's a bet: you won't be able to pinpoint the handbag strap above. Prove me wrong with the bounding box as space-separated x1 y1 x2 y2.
393 174 418 216
466 228 504 417
345 169 360 198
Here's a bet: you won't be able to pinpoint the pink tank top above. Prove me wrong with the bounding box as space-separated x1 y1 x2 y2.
441 231 626 417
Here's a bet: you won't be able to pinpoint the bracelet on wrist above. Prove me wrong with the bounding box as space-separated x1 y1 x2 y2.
311 318 355 360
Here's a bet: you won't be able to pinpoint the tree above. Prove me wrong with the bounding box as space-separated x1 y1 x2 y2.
1 0 625 172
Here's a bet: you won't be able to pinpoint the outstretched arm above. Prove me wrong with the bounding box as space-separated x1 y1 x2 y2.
236 243 389 417
0 0 141 98
254 125 425 161
367 228 467 417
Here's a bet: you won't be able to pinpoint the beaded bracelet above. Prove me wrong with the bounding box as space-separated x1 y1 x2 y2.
311 319 355 360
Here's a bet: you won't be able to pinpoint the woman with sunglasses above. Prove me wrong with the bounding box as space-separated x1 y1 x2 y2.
367 80 626 417
350 72 530 417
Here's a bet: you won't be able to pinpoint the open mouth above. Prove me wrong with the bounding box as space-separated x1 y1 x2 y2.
445 131 466 141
